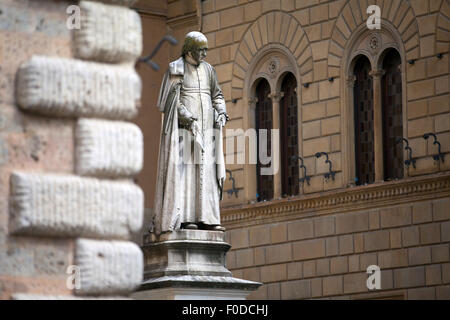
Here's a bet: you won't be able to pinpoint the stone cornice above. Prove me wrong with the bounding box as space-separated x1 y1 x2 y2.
221 172 450 229
167 12 198 29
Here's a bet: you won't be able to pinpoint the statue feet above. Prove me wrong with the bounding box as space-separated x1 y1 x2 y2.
203 224 225 232
183 223 198 230
182 223 225 232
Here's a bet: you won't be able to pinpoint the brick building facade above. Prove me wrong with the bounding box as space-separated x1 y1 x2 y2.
137 0 450 300
0 0 449 300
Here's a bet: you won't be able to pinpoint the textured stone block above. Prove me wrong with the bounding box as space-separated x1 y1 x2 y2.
407 287 436 300
293 239 325 261
335 211 369 234
323 275 343 296
287 219 314 240
17 55 141 120
266 243 292 264
249 225 270 247
74 1 142 63
76 118 143 177
9 172 143 239
394 266 425 288
303 260 316 278
343 273 368 294
12 294 131 300
235 248 254 268
75 239 143 295
364 230 390 252
314 216 335 237
378 249 408 269
280 279 311 299
380 206 411 228
260 264 287 283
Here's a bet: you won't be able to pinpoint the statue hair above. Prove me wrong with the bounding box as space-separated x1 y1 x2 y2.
181 31 208 58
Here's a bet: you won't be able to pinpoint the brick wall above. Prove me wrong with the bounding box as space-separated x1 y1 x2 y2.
0 0 144 299
188 0 450 299
224 196 450 299
193 0 450 206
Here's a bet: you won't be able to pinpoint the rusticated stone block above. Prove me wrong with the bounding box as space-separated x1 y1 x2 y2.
75 239 143 295
12 294 131 300
17 55 141 120
74 1 142 63
76 118 143 177
9 172 143 239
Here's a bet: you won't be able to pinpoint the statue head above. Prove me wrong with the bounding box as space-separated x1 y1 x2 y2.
181 31 208 65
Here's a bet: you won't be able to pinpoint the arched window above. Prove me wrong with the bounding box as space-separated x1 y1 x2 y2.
353 55 375 185
382 49 403 180
256 79 273 201
280 73 299 196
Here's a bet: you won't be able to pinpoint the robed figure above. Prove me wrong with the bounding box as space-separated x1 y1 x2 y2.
152 31 229 234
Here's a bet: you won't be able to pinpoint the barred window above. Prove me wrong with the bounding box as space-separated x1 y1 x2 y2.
382 49 404 181
353 55 375 185
280 73 299 196
256 79 273 201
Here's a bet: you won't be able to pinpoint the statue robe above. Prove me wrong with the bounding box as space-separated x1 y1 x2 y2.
152 57 227 234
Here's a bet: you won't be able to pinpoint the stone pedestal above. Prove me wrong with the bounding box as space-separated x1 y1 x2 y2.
131 230 261 300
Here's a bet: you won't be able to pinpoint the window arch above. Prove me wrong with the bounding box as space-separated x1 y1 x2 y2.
381 48 403 181
353 55 375 186
255 78 273 201
342 21 408 186
280 73 299 196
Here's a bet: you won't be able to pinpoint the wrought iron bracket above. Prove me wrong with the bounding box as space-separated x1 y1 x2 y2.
225 169 239 198
291 156 310 186
396 138 416 169
315 152 336 181
423 133 445 163
137 35 178 71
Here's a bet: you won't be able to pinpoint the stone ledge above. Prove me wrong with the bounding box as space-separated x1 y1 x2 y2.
144 229 226 244
222 172 450 228
75 239 143 296
76 118 143 177
9 172 143 239
139 275 261 291
17 55 141 120
74 1 142 63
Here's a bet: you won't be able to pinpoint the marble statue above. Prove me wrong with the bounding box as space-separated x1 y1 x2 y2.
152 31 229 234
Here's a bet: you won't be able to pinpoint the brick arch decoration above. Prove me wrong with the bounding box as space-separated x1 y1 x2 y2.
231 11 313 101
327 0 421 77
436 0 450 54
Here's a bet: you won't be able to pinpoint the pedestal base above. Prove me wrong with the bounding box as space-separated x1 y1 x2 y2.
133 230 261 300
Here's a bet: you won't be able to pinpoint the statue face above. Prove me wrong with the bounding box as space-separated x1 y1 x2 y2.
190 45 208 65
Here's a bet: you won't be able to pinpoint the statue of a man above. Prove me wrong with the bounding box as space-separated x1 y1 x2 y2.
152 31 228 234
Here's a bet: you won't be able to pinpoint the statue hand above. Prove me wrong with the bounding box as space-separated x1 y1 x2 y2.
216 114 227 128
191 120 200 136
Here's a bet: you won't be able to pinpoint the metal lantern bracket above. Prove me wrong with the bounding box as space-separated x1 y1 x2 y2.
225 169 239 198
423 133 445 163
315 152 336 181
138 35 178 71
291 156 310 186
396 138 416 169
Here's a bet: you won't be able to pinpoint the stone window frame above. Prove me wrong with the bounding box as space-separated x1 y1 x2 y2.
341 21 408 187
243 44 301 202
